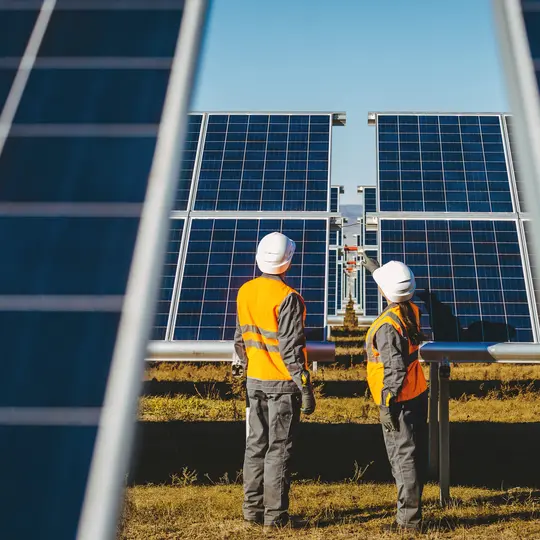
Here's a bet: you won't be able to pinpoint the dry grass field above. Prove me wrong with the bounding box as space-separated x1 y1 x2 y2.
119 483 540 539
124 342 540 539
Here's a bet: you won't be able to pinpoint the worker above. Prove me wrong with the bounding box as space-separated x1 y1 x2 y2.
233 232 316 529
359 251 428 532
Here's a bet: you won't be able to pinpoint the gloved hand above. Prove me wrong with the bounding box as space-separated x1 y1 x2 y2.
358 249 380 274
231 363 244 378
300 370 316 415
379 399 400 432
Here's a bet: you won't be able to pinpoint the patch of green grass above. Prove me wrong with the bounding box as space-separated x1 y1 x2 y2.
119 482 540 539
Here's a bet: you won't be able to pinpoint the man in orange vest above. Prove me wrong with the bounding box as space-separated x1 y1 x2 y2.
233 232 315 529
360 251 428 532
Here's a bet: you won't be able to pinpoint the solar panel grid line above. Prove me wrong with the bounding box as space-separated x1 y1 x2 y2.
0 57 174 69
323 214 329 328
176 112 203 211
0 1 187 9
7 124 160 136
0 0 56 158
0 407 102 426
0 202 143 217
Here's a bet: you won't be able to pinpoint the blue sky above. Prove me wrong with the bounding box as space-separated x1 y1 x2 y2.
192 0 508 202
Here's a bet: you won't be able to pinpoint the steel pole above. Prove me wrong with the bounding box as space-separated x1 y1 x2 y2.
428 362 439 478
438 360 451 506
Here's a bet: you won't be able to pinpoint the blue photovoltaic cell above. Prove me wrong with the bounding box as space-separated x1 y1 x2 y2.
175 114 202 210
364 186 377 213
364 249 379 316
39 9 182 57
330 186 339 212
152 219 184 340
380 220 533 342
329 229 340 246
0 69 16 108
195 114 330 212
15 68 170 124
174 219 328 341
0 9 38 57
328 249 337 315
377 115 513 213
364 230 377 246
0 137 156 202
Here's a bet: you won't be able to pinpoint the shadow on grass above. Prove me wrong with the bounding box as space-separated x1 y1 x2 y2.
129 421 540 489
142 379 540 399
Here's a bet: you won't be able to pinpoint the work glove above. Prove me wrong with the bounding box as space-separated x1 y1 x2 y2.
358 249 380 274
300 370 316 415
231 363 244 378
379 399 400 432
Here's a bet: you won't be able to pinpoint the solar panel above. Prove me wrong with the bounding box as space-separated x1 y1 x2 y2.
377 114 513 213
330 186 339 212
327 249 337 315
364 186 377 213
522 220 540 324
364 229 377 246
194 114 331 212
364 249 380 316
173 218 328 341
380 219 533 342
0 2 198 538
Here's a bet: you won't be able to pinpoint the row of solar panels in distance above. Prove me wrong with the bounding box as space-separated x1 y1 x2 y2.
380 219 533 342
154 219 328 342
377 115 513 213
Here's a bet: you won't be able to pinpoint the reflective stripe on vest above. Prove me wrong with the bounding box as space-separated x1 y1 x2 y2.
237 276 306 381
365 303 427 405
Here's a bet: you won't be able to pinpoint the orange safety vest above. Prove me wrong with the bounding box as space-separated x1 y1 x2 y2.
237 275 307 381
365 302 427 406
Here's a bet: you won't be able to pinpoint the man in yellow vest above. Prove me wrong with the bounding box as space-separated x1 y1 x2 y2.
233 232 316 529
360 251 428 532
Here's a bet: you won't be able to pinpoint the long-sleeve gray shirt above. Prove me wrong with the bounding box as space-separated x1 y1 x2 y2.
374 323 408 407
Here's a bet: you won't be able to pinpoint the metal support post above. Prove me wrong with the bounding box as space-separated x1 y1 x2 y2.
428 362 439 478
312 361 318 373
438 359 451 506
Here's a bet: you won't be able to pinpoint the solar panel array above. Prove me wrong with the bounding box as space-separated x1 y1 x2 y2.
173 218 327 341
194 114 331 212
378 115 513 213
156 113 341 344
374 112 537 342
380 219 532 342
364 249 380 316
0 2 188 538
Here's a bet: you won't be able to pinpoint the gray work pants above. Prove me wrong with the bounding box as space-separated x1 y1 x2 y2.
243 388 301 526
382 391 428 528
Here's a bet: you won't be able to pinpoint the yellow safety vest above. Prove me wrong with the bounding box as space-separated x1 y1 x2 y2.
237 276 307 381
366 302 427 406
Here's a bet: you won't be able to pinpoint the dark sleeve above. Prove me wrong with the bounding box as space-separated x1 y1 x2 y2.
233 314 247 368
277 292 307 391
375 323 407 406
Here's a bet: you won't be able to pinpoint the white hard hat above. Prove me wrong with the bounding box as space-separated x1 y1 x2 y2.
256 232 296 275
373 261 416 303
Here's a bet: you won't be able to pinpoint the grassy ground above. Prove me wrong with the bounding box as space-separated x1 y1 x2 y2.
119 482 540 539
145 362 540 383
139 392 540 423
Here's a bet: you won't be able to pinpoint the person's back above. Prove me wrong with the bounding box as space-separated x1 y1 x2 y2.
233 232 315 529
